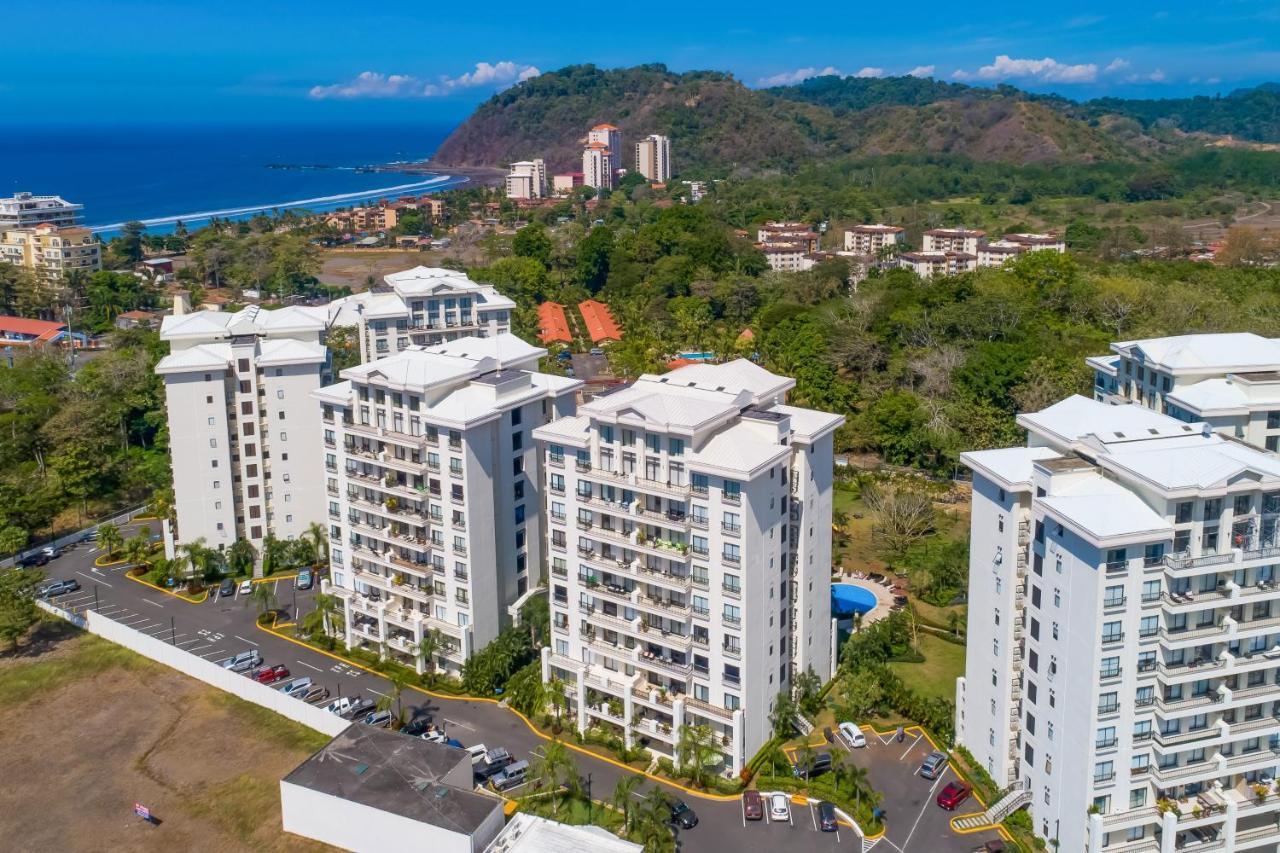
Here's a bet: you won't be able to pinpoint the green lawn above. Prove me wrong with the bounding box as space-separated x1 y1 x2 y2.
888 633 966 703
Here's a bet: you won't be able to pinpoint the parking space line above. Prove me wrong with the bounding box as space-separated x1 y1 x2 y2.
75 571 110 586
899 733 923 761
234 634 255 645
141 598 165 608
809 802 818 831
177 639 200 647
199 648 227 658
900 772 948 851
296 660 322 672
367 688 387 697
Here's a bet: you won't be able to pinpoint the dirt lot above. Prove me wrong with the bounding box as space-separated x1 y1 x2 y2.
0 624 332 853
319 250 427 289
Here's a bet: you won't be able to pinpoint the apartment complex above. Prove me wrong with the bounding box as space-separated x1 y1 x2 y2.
582 143 615 191
534 360 842 775
505 159 548 200
587 124 622 177
0 223 101 281
156 305 330 553
0 192 83 229
978 233 1068 268
898 250 978 279
958 393 1280 852
634 134 672 182
331 266 516 362
1088 333 1280 452
922 227 986 254
843 224 905 255
317 334 580 675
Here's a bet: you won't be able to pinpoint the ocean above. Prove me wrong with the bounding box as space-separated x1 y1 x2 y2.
0 122 460 235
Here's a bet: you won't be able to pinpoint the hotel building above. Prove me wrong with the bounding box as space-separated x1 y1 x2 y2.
922 227 986 255
0 192 83 229
156 305 330 552
582 143 615 191
958 393 1280 852
1088 333 1280 453
634 135 672 182
898 250 978 279
534 360 843 775
588 124 623 177
0 223 101 281
505 159 548 200
317 334 580 674
843 224 905 255
328 266 515 362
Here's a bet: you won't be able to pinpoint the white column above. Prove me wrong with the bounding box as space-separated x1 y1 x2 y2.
540 646 551 682
829 616 839 680
576 669 588 736
1159 810 1177 853
731 709 745 777
1087 814 1103 852
623 688 635 749
1223 797 1238 849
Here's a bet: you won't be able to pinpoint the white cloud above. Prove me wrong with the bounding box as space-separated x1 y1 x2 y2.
952 55 1098 84
1104 58 1131 74
1123 68 1168 84
1147 68 1167 82
906 65 936 78
309 61 541 99
757 66 841 86
854 67 885 78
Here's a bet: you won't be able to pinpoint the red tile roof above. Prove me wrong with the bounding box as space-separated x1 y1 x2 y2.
578 300 621 343
0 315 66 342
666 358 698 370
537 301 572 344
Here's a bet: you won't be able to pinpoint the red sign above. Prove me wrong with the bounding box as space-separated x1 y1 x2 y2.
134 803 150 821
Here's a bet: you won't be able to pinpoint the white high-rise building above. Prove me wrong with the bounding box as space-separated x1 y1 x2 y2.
958 393 1280 852
534 360 842 775
0 192 83 229
843 224 905 255
156 305 330 553
1088 333 1280 455
505 159 548 200
587 124 622 177
327 267 516 362
633 135 671 182
317 334 580 674
582 143 614 191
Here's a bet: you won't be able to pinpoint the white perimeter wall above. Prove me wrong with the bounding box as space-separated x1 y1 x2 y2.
85 610 348 737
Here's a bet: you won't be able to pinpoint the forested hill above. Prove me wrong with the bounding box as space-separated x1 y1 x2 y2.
1083 84 1280 143
431 64 1280 175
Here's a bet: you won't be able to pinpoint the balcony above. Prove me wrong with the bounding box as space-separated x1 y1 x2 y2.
635 647 693 677
684 693 734 723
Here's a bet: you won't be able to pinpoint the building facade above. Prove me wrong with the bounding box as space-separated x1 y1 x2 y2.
958 394 1280 852
843 224 905 255
898 250 978 278
505 159 548 200
0 192 83 229
0 223 101 281
587 124 622 177
922 228 985 255
318 334 579 674
535 360 842 776
156 306 330 554
634 134 672 182
582 144 614 191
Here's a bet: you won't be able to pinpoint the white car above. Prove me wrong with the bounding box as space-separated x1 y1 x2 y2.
325 696 356 716
238 579 254 595
467 744 489 766
769 793 791 822
839 721 867 749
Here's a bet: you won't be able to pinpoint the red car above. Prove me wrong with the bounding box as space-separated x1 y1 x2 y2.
254 665 290 685
742 790 763 821
936 781 972 811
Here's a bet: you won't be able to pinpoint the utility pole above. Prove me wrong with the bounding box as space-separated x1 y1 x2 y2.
170 616 176 645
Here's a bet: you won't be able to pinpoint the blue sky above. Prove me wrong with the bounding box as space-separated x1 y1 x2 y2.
4 0 1277 125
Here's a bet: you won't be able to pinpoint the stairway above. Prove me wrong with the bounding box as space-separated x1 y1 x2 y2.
953 780 1031 831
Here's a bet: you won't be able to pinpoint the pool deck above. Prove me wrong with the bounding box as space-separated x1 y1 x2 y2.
832 576 896 626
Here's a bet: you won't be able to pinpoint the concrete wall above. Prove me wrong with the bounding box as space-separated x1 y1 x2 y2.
84 610 348 737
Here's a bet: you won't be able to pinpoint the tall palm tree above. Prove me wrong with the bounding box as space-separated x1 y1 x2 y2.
548 676 567 727
675 724 720 789
533 739 578 812
180 537 211 584
248 581 277 620
313 592 339 637
634 790 675 853
227 538 256 577
611 774 643 834
417 628 442 682
304 521 329 567
844 761 871 809
97 523 123 559
123 533 152 570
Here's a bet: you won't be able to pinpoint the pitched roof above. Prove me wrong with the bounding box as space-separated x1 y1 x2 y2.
0 315 66 338
1111 333 1280 373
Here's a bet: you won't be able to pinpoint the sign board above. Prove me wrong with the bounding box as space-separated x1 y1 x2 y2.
134 803 150 821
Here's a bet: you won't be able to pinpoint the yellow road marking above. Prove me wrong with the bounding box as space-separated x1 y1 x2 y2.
123 570 208 604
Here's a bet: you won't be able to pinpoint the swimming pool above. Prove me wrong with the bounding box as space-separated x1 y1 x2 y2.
677 351 715 361
832 583 878 616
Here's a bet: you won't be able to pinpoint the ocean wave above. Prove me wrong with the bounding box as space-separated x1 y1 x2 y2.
89 175 461 232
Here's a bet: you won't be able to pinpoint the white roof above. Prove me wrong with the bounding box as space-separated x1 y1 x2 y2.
532 415 592 445
647 359 794 403
692 422 790 474
257 338 327 368
1085 354 1121 376
383 266 517 309
343 350 484 391
160 304 326 341
155 342 231 374
1112 333 1280 374
1039 473 1171 540
770 403 845 441
581 384 739 432
1018 395 1194 449
488 812 641 853
424 334 545 368
961 446 1060 488
1103 434 1280 492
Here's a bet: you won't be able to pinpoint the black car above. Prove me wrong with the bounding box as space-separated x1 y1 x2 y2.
40 579 80 598
401 717 435 737
218 578 236 597
818 800 838 832
17 552 49 568
668 798 699 829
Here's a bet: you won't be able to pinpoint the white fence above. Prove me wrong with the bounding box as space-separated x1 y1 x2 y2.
85 610 349 738
3 503 151 569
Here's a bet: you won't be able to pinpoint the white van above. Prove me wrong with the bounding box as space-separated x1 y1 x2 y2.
325 696 356 716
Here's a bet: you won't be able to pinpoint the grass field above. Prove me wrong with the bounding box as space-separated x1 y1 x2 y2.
888 633 966 703
0 623 331 852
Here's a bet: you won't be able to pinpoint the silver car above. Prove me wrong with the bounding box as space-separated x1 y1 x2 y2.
221 650 261 672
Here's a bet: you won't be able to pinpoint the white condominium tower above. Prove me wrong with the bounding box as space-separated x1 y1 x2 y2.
534 360 843 776
505 159 548 200
1089 332 1280 453
156 306 330 552
582 143 615 191
0 191 83 228
958 393 1280 853
633 134 672 182
329 267 516 362
587 124 622 176
317 334 580 674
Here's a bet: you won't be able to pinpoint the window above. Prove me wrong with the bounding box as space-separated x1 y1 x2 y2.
1100 656 1120 678
722 604 741 625
1094 761 1115 783
1175 501 1193 523
1102 621 1123 643
1098 692 1118 714
1096 726 1117 749
1104 585 1125 607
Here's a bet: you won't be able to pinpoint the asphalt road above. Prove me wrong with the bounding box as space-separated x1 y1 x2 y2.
40 520 1001 853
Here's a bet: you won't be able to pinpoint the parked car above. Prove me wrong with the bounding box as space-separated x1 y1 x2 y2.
238 579 253 595
937 782 972 811
920 751 949 780
362 710 394 728
343 698 376 719
421 728 448 744
253 665 289 685
296 569 313 590
817 800 838 832
667 798 698 829
279 677 314 697
301 685 330 704
218 578 235 597
475 748 513 782
589 347 604 356
769 793 791 822
466 744 489 765
40 546 61 560
324 696 356 716
839 721 867 749
16 552 48 568
492 760 529 792
793 750 832 779
40 579 80 598
221 650 262 672
742 790 764 821
401 717 434 737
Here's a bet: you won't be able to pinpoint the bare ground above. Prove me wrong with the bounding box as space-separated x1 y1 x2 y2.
0 627 332 853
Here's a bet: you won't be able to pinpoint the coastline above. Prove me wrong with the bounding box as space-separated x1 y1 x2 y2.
373 160 506 187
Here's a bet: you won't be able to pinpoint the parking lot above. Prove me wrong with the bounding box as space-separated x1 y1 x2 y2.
34 520 1002 852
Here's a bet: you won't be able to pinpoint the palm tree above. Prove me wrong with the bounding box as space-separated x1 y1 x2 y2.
533 739 578 812
376 670 412 728
844 761 871 810
180 537 212 587
417 628 442 682
227 538 256 577
247 581 277 620
548 676 567 728
123 533 153 570
261 534 289 577
313 592 339 637
795 741 817 789
97 523 123 559
303 521 329 566
611 774 643 834
675 724 720 789
633 790 675 853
